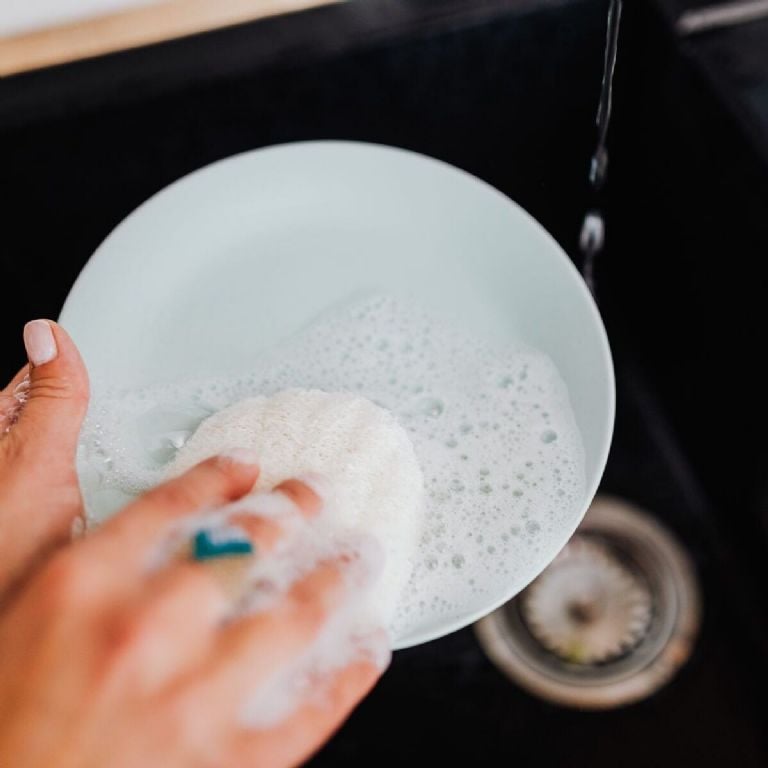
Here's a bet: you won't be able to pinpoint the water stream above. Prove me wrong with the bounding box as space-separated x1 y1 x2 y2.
579 0 624 294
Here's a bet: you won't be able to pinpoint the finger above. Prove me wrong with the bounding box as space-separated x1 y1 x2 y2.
272 475 325 518
224 475 327 552
87 454 260 571
0 324 88 599
185 561 344 705
10 321 89 459
0 322 88 547
231 661 382 768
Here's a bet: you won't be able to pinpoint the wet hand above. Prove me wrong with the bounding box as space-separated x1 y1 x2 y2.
0 456 386 768
0 320 89 599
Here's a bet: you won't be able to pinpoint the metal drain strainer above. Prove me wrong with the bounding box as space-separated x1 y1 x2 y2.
475 495 701 709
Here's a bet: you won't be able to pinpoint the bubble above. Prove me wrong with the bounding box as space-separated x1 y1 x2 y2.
79 294 586 645
526 521 541 534
417 398 444 418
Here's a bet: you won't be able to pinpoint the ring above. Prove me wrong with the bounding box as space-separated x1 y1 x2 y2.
190 526 254 562
188 525 256 602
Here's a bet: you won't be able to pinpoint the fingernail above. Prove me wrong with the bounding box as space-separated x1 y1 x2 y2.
219 447 260 466
23 320 57 366
296 472 332 502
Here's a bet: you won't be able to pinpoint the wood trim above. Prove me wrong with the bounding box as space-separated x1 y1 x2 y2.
0 0 340 77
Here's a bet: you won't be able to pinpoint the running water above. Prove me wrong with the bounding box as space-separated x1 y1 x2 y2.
579 0 624 294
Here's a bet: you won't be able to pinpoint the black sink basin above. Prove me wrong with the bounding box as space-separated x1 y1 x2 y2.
1 1 766 765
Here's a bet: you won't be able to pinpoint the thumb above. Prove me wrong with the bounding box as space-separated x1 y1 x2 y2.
15 320 90 453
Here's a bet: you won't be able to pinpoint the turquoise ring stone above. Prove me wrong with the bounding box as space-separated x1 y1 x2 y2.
191 528 254 562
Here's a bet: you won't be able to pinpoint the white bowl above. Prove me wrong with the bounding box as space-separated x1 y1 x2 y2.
60 141 615 648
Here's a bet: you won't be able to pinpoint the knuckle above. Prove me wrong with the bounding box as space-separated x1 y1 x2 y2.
29 375 82 402
148 459 233 509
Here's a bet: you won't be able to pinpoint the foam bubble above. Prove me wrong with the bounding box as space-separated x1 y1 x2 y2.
79 294 586 641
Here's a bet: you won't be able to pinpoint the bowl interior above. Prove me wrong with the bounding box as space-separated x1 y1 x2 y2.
60 141 615 647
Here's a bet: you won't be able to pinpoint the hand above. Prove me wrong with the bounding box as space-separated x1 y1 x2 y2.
0 454 386 768
0 320 89 599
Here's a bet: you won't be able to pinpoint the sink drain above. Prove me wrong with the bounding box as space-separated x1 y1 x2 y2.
475 495 701 709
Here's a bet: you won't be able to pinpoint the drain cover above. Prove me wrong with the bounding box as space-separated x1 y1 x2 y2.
475 495 701 709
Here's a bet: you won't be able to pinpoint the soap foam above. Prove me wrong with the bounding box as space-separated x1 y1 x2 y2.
145 484 393 728
79 294 586 642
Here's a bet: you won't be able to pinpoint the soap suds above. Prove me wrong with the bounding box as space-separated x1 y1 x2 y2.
79 294 586 643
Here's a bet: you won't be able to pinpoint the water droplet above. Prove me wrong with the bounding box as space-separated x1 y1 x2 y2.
479 483 493 495
526 521 541 534
445 438 458 448
541 429 558 444
415 397 444 418
451 554 465 569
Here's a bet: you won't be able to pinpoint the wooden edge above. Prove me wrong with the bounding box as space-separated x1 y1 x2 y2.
0 0 341 77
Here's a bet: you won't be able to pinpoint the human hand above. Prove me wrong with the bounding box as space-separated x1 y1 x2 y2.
0 320 89 599
0 454 386 768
